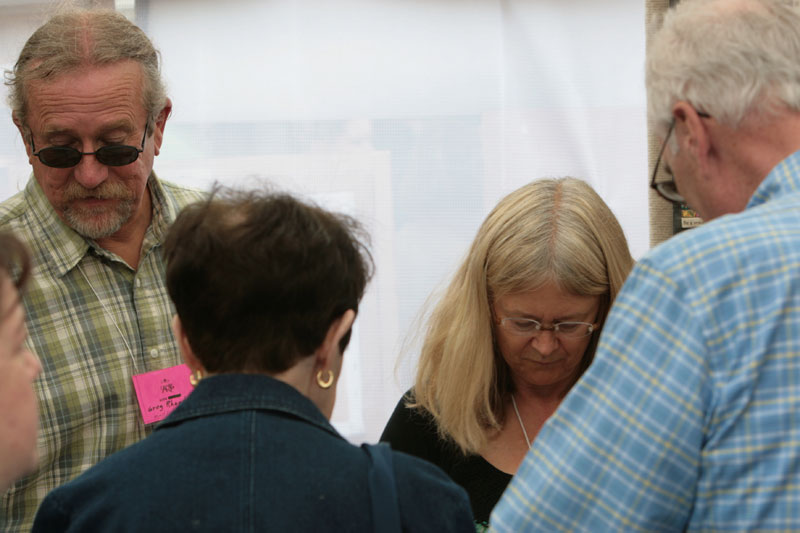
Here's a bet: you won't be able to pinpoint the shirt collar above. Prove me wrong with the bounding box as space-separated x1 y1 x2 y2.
157 373 341 440
747 148 800 209
25 171 173 278
25 175 89 278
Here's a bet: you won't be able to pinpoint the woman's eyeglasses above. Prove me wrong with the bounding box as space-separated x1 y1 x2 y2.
30 123 148 169
498 317 597 339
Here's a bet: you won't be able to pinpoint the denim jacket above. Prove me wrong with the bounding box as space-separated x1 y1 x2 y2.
32 373 473 532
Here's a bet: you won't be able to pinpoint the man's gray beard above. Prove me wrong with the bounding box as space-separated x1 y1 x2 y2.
63 200 134 240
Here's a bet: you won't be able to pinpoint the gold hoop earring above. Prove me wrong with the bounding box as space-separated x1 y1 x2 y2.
189 370 203 387
316 370 334 389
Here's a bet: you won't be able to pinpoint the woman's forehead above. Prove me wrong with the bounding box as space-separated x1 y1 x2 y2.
494 282 600 317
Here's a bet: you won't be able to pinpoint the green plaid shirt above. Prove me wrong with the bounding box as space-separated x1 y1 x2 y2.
0 174 205 532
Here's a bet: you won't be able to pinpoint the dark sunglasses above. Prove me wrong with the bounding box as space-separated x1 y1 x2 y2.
650 111 711 204
30 123 148 169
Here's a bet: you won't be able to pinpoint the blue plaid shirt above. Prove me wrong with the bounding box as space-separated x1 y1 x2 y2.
491 150 800 532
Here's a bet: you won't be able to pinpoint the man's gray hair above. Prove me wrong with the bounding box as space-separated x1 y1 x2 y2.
647 0 800 136
4 8 167 133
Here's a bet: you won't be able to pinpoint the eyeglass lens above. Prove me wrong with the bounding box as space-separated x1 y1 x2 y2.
30 123 148 169
35 146 142 168
501 317 594 338
655 180 684 203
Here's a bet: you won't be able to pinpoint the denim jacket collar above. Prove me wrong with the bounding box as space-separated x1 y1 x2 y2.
157 373 341 440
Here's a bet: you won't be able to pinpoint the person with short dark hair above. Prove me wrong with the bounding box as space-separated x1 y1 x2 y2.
31 188 474 533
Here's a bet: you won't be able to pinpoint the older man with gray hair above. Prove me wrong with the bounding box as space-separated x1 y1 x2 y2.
1 8 203 531
491 0 800 530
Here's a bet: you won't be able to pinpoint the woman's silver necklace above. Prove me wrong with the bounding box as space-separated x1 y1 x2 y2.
511 394 532 448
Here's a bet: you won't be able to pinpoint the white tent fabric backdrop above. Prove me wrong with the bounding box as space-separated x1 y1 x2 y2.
0 0 647 443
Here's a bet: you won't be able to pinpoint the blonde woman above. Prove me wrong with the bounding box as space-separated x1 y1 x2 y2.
381 178 634 530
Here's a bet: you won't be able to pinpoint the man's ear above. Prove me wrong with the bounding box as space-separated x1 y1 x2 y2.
672 101 712 161
314 309 356 372
171 314 205 373
152 98 172 156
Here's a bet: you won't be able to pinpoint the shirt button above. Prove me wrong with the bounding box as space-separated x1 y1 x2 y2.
150 348 159 358
135 279 142 288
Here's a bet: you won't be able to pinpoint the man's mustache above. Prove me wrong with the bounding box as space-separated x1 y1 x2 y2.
63 182 133 202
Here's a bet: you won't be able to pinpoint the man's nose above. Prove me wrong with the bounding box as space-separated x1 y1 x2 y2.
72 152 109 189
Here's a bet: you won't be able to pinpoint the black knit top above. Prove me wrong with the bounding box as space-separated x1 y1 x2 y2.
380 392 513 529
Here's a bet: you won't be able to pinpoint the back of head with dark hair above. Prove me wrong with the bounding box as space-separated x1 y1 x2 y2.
163 188 373 374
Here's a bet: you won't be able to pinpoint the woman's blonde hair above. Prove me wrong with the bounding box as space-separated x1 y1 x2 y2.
411 177 634 454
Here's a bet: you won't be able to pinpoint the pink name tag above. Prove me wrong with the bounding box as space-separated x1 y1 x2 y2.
132 364 195 425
